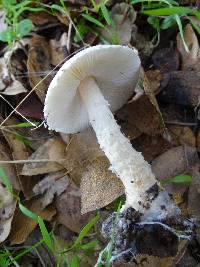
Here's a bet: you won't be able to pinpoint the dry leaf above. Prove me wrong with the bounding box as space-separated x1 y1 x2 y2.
33 171 69 207
21 138 66 176
177 23 199 70
0 57 27 95
0 183 16 243
28 12 58 26
27 35 52 102
56 180 94 233
152 146 198 194
100 3 137 45
16 93 44 120
81 156 124 214
188 164 200 222
49 32 68 66
152 46 180 72
159 70 200 106
116 95 165 137
64 128 103 173
9 198 56 245
168 125 196 148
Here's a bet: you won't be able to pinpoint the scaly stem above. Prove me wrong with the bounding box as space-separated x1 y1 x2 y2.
78 76 157 212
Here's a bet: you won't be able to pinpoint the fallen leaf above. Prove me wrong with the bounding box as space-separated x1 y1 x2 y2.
100 3 137 45
146 69 169 94
0 57 27 95
168 125 196 148
49 32 68 66
116 95 165 136
33 171 69 208
1 117 38 198
28 12 58 26
21 138 66 176
0 182 16 243
0 140 20 191
177 23 199 70
152 146 198 194
55 180 94 233
9 198 56 245
16 93 44 120
64 128 103 173
188 164 200 222
27 35 52 102
81 156 124 214
152 46 180 73
158 71 200 106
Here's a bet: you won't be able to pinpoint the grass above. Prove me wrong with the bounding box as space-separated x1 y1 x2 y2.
0 167 101 267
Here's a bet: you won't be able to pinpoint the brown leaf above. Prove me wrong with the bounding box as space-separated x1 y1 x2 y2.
159 71 200 106
146 69 169 95
27 35 52 102
64 128 103 173
33 171 69 208
28 12 58 26
152 46 180 72
16 93 44 120
188 164 200 222
0 57 27 95
0 183 16 243
49 32 68 66
177 23 199 70
116 95 165 137
168 125 196 148
81 156 124 214
0 140 20 190
55 180 94 233
21 138 66 176
152 146 198 194
9 198 56 244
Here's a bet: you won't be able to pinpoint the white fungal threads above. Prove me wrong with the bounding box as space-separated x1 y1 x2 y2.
79 77 157 211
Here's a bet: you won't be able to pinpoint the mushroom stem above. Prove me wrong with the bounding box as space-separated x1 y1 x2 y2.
78 77 158 212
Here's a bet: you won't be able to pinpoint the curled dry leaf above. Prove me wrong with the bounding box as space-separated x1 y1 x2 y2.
21 138 66 176
177 23 199 70
49 32 68 66
55 180 94 233
27 35 52 102
0 182 16 243
33 171 69 208
100 3 137 45
0 57 27 95
9 198 56 245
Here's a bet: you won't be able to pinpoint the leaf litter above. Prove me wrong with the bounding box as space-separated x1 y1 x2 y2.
0 1 200 266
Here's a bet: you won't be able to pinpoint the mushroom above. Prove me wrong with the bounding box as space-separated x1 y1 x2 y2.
44 45 177 218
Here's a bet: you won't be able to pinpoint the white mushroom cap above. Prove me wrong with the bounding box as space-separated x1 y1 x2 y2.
44 45 140 134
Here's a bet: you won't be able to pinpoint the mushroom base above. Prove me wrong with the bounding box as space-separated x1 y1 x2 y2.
102 204 194 264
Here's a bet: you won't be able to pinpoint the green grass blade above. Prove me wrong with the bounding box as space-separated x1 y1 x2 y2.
131 0 178 6
82 14 105 28
18 203 38 221
0 167 13 193
100 3 112 26
71 213 100 249
37 216 54 253
161 174 192 185
174 14 189 52
142 6 193 16
68 255 79 267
